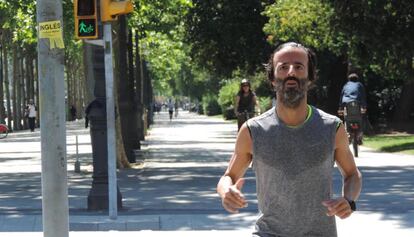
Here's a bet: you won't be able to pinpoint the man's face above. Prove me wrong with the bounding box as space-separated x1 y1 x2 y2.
272 47 309 108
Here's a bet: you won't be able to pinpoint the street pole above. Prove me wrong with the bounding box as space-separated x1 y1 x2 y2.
103 22 117 219
0 43 3 122
36 0 69 236
74 135 81 173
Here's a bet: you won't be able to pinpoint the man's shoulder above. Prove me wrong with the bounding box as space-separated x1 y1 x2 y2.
312 106 341 124
249 108 274 124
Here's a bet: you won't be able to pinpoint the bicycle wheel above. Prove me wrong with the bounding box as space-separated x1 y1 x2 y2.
352 132 358 157
0 124 8 139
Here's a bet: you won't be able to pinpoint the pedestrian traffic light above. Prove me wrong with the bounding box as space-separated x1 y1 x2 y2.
74 0 98 39
100 0 134 22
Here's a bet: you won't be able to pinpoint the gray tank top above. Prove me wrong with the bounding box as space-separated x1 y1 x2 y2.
247 106 340 237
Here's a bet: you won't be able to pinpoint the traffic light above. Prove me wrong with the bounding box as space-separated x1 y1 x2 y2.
100 0 133 22
74 0 98 39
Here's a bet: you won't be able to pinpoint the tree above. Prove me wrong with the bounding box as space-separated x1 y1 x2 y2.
129 0 193 95
326 0 414 124
263 0 348 114
185 0 272 78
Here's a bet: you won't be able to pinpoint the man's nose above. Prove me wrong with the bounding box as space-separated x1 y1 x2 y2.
287 65 296 76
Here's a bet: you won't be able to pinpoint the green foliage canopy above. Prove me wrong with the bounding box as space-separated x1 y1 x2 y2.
185 0 272 77
130 0 193 95
263 0 337 53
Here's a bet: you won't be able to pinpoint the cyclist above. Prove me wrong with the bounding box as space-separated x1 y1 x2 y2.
234 79 259 131
338 73 367 144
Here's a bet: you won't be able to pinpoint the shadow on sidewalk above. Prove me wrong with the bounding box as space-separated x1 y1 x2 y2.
333 166 414 228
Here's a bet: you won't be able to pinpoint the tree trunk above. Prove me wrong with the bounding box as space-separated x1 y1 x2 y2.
112 20 130 168
76 67 84 119
35 56 40 128
3 44 12 129
28 53 35 101
67 67 72 120
0 37 4 123
12 47 18 130
135 31 145 140
116 104 130 168
325 54 348 115
21 52 27 129
128 28 140 147
116 16 140 163
142 60 153 127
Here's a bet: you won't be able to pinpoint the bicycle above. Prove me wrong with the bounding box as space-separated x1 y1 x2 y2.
0 123 9 139
236 110 256 131
338 101 365 157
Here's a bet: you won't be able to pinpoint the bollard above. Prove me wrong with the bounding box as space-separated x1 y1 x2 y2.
85 99 122 210
74 135 81 173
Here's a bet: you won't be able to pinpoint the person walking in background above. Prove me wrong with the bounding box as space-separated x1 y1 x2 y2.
217 42 362 237
25 99 37 132
234 79 260 131
167 99 174 121
70 105 77 121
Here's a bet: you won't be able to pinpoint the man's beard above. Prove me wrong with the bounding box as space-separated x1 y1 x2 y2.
274 76 308 108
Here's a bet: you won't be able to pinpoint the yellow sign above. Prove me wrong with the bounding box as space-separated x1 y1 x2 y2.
39 20 65 49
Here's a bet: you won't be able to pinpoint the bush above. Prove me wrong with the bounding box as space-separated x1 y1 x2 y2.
258 96 273 113
202 94 221 116
218 80 239 119
223 106 236 120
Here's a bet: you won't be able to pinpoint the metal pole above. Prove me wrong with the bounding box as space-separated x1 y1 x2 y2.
103 22 117 219
74 135 81 173
0 44 3 121
36 0 69 236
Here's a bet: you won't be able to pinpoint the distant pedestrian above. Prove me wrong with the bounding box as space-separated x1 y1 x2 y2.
168 100 174 121
25 99 37 132
70 105 77 121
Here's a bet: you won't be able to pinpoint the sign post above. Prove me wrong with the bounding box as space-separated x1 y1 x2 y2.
36 0 69 236
100 0 133 220
103 22 117 219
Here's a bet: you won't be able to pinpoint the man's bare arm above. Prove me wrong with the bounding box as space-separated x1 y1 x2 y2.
335 123 362 201
217 123 253 213
234 96 240 116
323 123 362 219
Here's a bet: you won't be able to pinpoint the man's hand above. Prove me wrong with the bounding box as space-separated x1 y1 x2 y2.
220 178 248 213
322 197 354 219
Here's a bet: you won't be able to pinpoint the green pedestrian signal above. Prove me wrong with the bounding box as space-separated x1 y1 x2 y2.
78 19 96 37
74 0 99 39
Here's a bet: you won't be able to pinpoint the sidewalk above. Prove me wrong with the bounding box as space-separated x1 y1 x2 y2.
0 111 413 236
